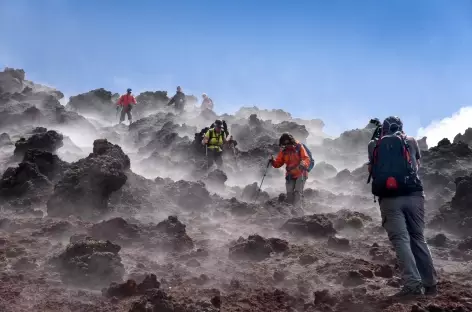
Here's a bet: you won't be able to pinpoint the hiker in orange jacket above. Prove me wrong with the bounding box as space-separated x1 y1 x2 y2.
269 133 310 207
117 88 137 124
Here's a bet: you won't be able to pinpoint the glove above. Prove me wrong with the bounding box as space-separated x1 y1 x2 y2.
269 155 274 163
116 106 120 111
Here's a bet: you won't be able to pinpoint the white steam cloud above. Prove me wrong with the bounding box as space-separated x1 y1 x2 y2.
417 106 472 147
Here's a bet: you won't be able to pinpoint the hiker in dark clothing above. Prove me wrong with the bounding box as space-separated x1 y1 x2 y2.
368 116 437 297
167 86 186 113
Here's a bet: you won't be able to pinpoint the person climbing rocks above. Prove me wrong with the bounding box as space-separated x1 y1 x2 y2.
167 86 186 113
201 119 227 170
368 116 437 297
201 93 214 111
116 88 137 124
269 133 310 208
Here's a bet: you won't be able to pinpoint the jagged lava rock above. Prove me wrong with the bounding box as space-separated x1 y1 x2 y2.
22 148 69 182
0 161 52 201
51 237 125 288
13 130 64 158
66 88 118 117
282 214 337 237
430 173 472 236
312 161 338 178
47 139 129 218
163 180 211 210
229 234 289 261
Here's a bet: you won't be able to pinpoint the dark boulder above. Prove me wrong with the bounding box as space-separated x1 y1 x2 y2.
50 237 125 288
47 139 129 218
163 180 211 210
281 214 337 237
13 130 64 158
229 234 289 261
22 149 69 182
66 88 118 118
0 161 52 200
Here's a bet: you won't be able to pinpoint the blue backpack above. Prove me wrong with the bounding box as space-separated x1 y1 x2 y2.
296 143 315 172
371 133 423 197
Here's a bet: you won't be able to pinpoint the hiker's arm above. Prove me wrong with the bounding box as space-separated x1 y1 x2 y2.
116 95 123 106
272 150 284 168
132 96 137 105
168 95 175 106
201 130 210 145
367 140 376 173
299 145 310 169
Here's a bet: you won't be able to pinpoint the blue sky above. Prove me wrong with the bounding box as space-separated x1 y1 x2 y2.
1 0 472 136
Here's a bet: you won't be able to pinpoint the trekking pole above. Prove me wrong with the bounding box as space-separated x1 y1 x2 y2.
205 145 209 170
253 159 271 203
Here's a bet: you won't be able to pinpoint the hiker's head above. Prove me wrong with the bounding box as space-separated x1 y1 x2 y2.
382 116 403 136
214 120 223 132
279 133 296 148
127 88 132 94
177 86 182 92
202 93 207 99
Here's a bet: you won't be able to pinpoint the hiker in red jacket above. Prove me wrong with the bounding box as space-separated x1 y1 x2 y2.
117 88 137 124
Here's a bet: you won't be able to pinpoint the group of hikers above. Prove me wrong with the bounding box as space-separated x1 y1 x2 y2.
115 86 214 124
116 86 438 298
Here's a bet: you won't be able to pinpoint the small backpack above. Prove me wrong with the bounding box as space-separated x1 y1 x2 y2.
296 143 315 172
371 132 423 197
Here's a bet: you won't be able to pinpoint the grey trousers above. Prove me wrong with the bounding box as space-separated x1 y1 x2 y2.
285 176 305 207
380 195 437 289
120 106 132 123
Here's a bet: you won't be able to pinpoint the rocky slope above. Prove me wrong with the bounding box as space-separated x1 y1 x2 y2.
0 67 471 312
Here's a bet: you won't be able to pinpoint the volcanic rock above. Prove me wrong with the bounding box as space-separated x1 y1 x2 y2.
13 130 64 158
229 234 289 261
312 161 338 178
51 237 125 288
47 139 129 218
66 88 118 118
0 161 52 204
164 180 211 210
282 214 337 237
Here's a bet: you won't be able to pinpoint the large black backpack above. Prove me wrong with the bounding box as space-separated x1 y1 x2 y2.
371 133 423 197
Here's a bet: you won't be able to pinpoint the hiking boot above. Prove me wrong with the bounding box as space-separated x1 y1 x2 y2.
390 285 424 298
424 285 438 296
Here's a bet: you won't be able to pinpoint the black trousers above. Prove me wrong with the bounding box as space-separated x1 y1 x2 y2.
207 148 223 169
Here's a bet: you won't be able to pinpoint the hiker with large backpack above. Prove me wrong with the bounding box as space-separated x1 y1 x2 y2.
368 116 437 298
201 119 227 170
269 133 315 208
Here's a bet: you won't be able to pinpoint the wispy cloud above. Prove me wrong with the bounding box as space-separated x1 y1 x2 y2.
417 106 472 147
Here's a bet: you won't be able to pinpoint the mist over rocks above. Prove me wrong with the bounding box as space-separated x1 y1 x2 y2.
66 88 119 120
1 68 472 311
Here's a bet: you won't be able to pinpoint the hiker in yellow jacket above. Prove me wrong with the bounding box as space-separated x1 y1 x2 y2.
201 119 227 169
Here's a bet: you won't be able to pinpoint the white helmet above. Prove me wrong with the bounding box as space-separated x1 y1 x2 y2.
202 93 207 98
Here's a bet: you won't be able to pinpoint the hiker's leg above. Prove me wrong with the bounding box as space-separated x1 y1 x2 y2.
207 150 215 169
215 151 223 169
285 179 296 204
292 177 306 207
127 108 132 122
404 195 437 288
120 109 126 123
380 197 422 289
